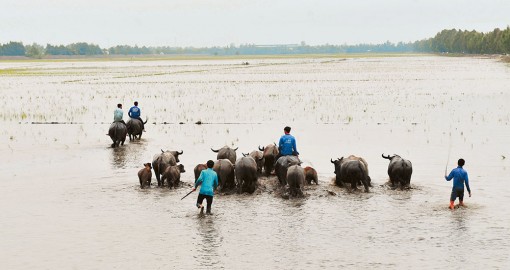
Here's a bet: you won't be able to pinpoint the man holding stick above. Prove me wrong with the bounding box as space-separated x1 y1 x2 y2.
445 158 472 210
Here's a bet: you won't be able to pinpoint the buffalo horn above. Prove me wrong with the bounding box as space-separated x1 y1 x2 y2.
258 145 265 151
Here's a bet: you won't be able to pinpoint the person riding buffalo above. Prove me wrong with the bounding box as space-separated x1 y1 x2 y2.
128 101 145 132
276 126 299 160
113 103 126 125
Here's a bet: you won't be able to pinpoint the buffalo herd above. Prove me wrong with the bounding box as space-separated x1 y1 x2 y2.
137 143 413 197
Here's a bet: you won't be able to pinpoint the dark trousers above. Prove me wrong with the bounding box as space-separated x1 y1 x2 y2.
196 194 213 213
450 187 464 202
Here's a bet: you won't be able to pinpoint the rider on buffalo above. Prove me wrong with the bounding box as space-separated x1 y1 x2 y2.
277 126 299 160
128 101 145 132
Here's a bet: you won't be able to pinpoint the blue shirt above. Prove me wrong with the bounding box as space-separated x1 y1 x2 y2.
279 133 298 156
445 166 471 193
113 108 123 122
195 168 219 196
128 106 141 118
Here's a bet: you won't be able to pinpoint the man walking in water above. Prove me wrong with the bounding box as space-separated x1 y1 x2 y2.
445 158 472 210
113 103 125 125
192 160 218 215
278 126 299 158
128 101 145 131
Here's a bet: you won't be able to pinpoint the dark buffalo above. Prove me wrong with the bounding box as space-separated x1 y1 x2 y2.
138 163 152 189
235 156 258 194
304 166 318 185
161 164 185 188
126 117 148 140
108 122 127 147
331 156 370 192
274 155 301 185
213 159 236 191
211 146 238 164
152 149 183 186
194 163 207 181
243 151 264 174
286 165 305 197
382 154 413 189
259 144 279 175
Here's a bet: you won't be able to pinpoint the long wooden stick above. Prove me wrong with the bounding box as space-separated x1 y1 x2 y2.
181 190 194 200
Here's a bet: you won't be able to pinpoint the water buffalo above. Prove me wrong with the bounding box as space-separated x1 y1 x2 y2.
286 165 305 197
211 146 238 164
161 164 186 188
304 166 318 185
152 149 183 186
108 122 127 147
194 163 207 181
274 155 301 185
259 144 279 175
127 117 148 140
243 151 265 174
213 159 236 191
382 154 413 189
138 163 152 188
235 156 258 194
331 156 370 192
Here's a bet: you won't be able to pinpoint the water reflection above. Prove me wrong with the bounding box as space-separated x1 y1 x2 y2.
110 146 128 169
194 216 223 268
109 139 149 170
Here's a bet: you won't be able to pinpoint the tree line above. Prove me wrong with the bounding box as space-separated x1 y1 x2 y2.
1 26 509 58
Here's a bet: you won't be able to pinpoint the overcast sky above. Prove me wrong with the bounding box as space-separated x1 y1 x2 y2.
1 0 509 47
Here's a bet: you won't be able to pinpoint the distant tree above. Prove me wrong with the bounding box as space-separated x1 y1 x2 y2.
1 41 25 56
25 43 44 58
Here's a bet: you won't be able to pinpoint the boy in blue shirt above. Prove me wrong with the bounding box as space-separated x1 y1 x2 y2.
128 101 145 131
113 103 125 125
192 160 219 215
445 158 472 209
278 126 299 156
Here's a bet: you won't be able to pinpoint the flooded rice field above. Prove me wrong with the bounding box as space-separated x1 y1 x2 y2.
1 56 509 269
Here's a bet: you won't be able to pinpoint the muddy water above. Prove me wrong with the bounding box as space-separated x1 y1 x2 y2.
1 56 509 269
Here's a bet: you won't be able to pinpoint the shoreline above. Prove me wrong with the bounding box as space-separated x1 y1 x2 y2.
0 52 429 62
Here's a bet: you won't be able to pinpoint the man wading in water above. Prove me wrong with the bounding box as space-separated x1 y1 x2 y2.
192 160 218 215
445 158 472 210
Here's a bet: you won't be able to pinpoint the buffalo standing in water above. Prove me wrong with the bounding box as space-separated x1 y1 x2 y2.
304 166 319 185
275 156 301 185
259 144 279 175
331 155 370 192
286 165 305 197
213 159 236 191
193 163 207 181
161 164 186 188
138 163 152 188
108 122 127 147
382 154 413 189
211 146 238 164
235 156 258 194
152 149 183 187
243 151 265 174
126 117 148 140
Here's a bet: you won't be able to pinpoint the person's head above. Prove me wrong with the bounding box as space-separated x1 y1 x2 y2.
458 158 465 167
284 126 291 134
117 103 122 108
134 101 138 106
206 160 214 168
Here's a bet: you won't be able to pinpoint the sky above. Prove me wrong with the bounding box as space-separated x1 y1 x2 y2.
1 0 509 47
